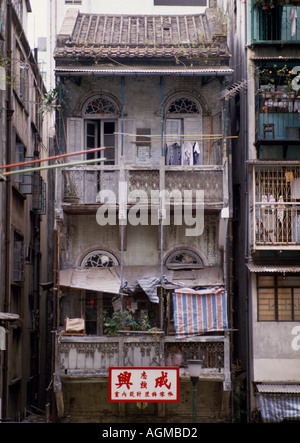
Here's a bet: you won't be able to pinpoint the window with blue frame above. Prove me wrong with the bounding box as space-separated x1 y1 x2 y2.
252 2 300 42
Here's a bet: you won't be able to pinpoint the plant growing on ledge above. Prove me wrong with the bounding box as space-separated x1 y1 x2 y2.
254 0 286 7
101 309 153 334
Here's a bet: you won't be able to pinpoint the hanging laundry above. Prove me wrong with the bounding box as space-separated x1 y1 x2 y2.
289 7 298 37
166 143 181 165
0 326 7 350
193 142 201 165
291 178 300 200
277 195 285 224
182 142 193 165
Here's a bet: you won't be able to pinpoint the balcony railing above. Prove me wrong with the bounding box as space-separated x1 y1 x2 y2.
56 333 231 389
251 4 300 43
258 93 300 141
250 162 300 250
57 165 225 209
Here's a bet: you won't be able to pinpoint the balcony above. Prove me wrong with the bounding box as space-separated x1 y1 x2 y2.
56 164 225 214
251 3 300 43
250 161 300 250
257 91 300 142
56 333 231 390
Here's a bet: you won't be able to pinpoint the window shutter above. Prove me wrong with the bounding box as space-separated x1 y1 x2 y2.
13 241 25 282
19 156 34 194
67 118 84 162
15 144 25 183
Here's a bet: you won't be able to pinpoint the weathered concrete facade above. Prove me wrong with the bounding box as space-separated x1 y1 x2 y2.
221 0 300 423
0 0 52 422
53 5 233 423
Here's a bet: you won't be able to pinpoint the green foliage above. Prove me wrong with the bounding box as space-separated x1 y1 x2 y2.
39 86 61 114
101 309 152 335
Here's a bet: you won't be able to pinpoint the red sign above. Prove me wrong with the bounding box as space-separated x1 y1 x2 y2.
109 367 179 403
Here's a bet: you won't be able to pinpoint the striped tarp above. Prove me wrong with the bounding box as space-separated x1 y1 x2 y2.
172 287 227 337
259 393 300 423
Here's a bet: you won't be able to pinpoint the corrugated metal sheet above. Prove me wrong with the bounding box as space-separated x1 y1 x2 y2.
55 65 234 76
257 384 300 394
246 263 300 273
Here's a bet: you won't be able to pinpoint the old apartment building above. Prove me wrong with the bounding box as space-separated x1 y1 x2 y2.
0 0 52 422
222 0 300 423
52 4 234 422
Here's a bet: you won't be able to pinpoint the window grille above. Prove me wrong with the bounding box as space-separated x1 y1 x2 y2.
165 249 203 269
258 275 300 321
253 165 300 246
168 97 200 114
81 250 119 268
13 240 25 282
84 96 119 117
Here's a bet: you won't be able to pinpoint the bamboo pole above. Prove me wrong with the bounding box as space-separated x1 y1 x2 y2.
0 147 106 170
3 158 107 176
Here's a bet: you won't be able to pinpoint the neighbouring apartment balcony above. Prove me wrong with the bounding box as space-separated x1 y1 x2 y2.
56 164 226 214
250 161 300 250
251 3 300 43
257 91 300 142
56 333 231 390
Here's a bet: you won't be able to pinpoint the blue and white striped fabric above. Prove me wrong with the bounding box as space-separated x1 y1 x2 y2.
172 287 227 337
259 393 300 423
136 277 160 303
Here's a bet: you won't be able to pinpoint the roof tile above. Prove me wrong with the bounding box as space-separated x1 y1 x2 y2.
55 9 230 61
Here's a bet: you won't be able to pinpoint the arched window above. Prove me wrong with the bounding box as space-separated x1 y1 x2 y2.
168 97 200 115
81 250 119 268
165 94 202 166
165 249 203 269
83 96 120 117
82 95 120 165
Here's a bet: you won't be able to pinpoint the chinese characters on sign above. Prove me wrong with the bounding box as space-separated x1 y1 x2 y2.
109 367 179 402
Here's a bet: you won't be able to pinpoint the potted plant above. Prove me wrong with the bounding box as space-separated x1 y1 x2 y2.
63 171 80 203
257 67 275 99
139 311 152 331
101 309 139 335
64 183 79 203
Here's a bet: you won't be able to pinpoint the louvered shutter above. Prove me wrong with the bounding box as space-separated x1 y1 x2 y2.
67 118 84 162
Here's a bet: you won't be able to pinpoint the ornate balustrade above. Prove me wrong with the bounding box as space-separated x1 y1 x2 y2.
57 165 224 210
57 333 231 389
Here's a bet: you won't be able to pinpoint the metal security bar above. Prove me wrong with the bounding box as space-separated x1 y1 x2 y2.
252 5 300 43
251 163 300 248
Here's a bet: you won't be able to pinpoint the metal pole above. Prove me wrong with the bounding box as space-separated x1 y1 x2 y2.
3 158 107 176
191 378 198 423
121 76 125 156
0 147 106 170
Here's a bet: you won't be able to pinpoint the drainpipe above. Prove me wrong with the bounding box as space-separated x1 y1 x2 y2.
55 75 62 156
222 77 233 421
121 76 125 157
159 77 165 329
3 0 13 420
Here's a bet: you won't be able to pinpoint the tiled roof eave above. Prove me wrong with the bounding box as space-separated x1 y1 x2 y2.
54 45 230 60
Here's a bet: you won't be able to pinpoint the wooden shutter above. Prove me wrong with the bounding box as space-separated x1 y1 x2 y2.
67 118 84 162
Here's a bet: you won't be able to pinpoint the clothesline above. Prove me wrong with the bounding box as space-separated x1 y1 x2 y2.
115 132 237 139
